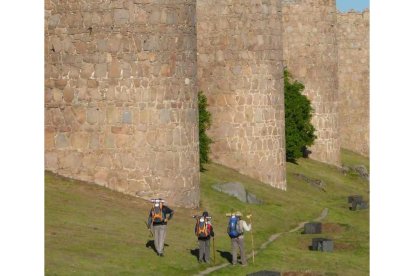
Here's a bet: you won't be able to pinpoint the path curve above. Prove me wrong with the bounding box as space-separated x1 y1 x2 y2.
195 208 329 275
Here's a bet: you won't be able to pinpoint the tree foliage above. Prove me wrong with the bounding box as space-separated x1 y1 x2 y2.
284 69 317 162
198 91 213 171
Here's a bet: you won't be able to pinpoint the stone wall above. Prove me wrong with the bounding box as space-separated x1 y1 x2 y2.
197 0 287 189
282 0 341 166
44 0 200 208
337 10 369 156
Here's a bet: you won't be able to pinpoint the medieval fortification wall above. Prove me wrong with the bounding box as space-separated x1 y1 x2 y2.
197 0 287 189
45 0 369 207
45 0 200 208
282 0 341 166
337 10 369 157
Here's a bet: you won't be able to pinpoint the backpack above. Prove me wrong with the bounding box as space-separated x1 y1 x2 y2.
151 205 164 223
195 217 210 238
227 216 242 238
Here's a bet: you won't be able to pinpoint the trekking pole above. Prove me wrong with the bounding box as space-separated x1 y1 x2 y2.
212 236 216 265
247 214 255 264
144 221 153 237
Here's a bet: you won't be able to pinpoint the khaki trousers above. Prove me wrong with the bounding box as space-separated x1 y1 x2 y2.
231 236 246 265
153 224 167 254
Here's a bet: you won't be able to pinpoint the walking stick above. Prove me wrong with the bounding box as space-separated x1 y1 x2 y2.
144 221 153 237
212 236 216 265
247 214 255 264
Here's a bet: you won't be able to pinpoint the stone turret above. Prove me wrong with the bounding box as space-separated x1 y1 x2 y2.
337 10 370 157
282 0 341 166
45 0 200 207
197 0 287 189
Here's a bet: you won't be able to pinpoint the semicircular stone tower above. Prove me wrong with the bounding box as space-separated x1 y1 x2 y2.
197 0 287 189
337 10 370 157
282 0 341 166
45 0 199 207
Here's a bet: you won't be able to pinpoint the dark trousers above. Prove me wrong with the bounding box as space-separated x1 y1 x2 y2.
198 239 210 262
231 236 246 265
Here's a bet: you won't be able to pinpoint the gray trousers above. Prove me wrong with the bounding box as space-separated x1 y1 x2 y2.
231 236 246 265
153 224 167 254
198 239 210 262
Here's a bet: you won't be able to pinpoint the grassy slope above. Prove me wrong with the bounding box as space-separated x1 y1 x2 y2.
45 150 369 275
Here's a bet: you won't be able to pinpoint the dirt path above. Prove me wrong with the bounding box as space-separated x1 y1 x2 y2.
195 208 329 275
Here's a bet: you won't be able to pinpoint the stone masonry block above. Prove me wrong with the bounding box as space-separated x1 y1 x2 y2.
45 149 58 169
95 63 107 78
55 133 70 148
63 86 75 103
89 134 101 149
81 63 94 79
114 9 129 24
45 130 55 150
86 108 100 125
122 110 132 124
59 152 82 171
94 169 109 186
109 59 121 78
71 132 89 149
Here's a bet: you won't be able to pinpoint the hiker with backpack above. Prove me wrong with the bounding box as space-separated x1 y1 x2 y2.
227 211 251 266
147 198 174 257
194 211 215 264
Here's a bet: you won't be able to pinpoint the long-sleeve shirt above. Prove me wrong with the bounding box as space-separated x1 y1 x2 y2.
147 205 174 227
239 219 251 233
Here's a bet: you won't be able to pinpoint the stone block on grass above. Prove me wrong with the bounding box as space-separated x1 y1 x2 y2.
311 238 334 252
348 195 368 211
212 182 262 204
303 222 322 234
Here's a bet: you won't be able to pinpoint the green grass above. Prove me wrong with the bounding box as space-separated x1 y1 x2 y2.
45 150 369 275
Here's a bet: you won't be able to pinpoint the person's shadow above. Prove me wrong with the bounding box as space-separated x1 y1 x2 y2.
145 240 169 254
217 250 232 263
190 248 199 260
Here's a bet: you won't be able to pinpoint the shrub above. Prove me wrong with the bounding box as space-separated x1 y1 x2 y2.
198 91 213 171
284 69 317 162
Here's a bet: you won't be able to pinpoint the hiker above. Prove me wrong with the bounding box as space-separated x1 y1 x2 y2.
147 198 174 257
227 211 251 266
194 211 215 263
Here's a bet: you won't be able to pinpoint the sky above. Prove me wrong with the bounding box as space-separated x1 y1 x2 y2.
337 0 369 12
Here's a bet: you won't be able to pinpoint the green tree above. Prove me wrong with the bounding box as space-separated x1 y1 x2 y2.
284 69 317 162
198 91 213 171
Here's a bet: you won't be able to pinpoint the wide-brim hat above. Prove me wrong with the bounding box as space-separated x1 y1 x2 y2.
235 211 243 217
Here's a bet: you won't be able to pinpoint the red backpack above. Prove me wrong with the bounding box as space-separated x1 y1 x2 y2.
195 217 210 238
